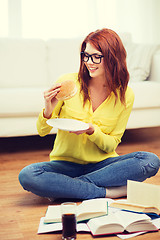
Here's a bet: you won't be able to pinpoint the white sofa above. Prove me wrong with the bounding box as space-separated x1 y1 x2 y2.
0 34 160 137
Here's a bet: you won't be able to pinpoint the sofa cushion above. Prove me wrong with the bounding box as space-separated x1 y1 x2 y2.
0 88 45 116
0 117 39 137
0 39 47 88
0 81 159 117
129 81 160 108
126 43 159 82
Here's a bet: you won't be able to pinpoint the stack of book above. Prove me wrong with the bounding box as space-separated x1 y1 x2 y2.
110 180 160 215
38 181 160 238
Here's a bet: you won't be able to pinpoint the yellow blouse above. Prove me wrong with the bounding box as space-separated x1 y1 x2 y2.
37 73 134 164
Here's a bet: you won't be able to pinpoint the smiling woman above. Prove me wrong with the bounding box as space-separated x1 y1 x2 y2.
18 28 160 201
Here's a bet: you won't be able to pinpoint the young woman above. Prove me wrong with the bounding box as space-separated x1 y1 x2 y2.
19 29 160 200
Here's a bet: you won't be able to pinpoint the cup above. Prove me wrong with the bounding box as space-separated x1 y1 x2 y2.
61 202 77 240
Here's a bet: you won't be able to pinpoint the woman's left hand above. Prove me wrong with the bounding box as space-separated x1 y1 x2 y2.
69 123 95 135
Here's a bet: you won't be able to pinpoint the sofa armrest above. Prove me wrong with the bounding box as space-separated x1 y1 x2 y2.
148 49 160 82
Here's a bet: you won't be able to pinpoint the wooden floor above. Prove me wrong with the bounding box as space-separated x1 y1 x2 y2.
0 127 160 240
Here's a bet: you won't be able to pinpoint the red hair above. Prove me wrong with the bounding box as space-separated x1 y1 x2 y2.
78 28 129 106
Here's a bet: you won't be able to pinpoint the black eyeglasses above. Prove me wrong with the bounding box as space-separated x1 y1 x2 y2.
81 52 104 64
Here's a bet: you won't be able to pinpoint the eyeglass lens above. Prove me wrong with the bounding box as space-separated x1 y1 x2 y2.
81 52 103 64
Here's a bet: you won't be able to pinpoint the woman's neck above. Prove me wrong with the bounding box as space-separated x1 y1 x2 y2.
88 76 110 112
89 76 108 89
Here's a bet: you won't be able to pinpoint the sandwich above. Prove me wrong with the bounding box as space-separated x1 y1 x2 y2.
56 80 77 101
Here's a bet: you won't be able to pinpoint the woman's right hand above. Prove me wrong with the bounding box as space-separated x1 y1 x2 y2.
43 83 61 119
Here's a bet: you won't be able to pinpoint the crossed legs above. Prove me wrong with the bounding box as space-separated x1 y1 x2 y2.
19 151 160 200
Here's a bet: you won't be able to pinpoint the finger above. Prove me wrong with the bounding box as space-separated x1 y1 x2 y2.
49 83 62 92
69 130 86 135
44 83 61 96
44 89 60 101
54 83 62 88
44 88 60 98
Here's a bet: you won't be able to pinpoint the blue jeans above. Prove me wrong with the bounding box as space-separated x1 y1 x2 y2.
19 151 160 200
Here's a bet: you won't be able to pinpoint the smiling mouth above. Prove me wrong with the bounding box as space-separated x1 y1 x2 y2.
88 67 98 72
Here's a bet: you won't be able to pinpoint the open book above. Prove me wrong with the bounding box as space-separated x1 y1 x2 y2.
43 198 108 223
110 180 160 215
87 210 158 236
38 210 158 236
110 199 160 215
38 217 90 234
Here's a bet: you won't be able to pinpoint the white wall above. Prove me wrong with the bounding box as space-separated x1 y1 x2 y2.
1 0 160 44
115 0 160 44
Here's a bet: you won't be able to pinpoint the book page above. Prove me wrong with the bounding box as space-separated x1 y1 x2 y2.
44 198 108 223
38 217 62 234
78 198 108 215
110 198 160 215
115 210 151 229
77 223 90 232
87 214 124 235
44 205 61 222
110 199 149 210
117 231 146 239
38 217 90 234
127 180 160 209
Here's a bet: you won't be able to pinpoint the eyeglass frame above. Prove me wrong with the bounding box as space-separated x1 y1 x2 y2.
80 51 104 64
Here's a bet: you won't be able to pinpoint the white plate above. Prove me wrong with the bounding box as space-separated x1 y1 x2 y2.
47 118 89 132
